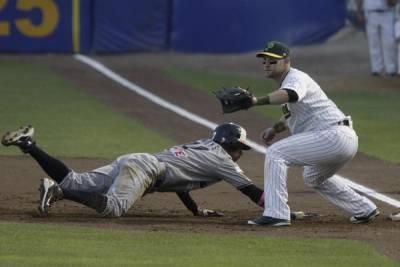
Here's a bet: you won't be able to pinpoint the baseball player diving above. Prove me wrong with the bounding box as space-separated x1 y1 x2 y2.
1 123 307 220
215 41 379 226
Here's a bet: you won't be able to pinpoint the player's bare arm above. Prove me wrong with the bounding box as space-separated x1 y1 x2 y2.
253 88 299 106
261 116 287 145
252 89 288 106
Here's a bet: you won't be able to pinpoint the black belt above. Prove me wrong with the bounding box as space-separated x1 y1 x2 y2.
153 174 165 188
143 173 165 195
337 119 350 126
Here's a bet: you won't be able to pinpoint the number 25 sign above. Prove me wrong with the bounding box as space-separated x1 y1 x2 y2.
0 0 59 37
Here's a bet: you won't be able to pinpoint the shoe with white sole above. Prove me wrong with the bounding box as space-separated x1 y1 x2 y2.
1 125 35 153
350 209 380 224
38 178 63 215
248 216 291 226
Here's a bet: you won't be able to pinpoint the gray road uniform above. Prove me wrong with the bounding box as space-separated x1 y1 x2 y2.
60 139 254 217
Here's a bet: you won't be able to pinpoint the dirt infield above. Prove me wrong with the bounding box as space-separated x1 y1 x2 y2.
1 28 400 260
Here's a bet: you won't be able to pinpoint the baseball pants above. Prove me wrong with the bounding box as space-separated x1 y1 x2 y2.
60 153 165 217
263 125 377 220
365 10 397 74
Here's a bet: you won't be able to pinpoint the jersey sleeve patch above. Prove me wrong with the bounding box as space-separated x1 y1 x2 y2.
169 147 187 157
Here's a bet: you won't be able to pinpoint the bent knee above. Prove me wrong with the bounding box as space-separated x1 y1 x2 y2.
100 196 129 218
303 175 326 188
265 147 282 160
304 179 319 188
102 206 125 218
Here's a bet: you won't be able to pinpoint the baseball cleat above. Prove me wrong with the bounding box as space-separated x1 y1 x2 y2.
389 211 400 221
350 209 380 224
38 178 63 215
248 216 291 226
1 125 35 152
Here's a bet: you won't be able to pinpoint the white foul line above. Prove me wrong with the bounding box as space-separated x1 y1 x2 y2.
337 175 400 208
74 54 400 208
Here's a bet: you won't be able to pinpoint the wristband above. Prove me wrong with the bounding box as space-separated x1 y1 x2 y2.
257 192 265 207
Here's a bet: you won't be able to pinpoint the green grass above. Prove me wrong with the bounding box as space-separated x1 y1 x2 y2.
0 222 398 267
1 61 398 266
0 61 175 158
165 67 400 163
330 90 400 162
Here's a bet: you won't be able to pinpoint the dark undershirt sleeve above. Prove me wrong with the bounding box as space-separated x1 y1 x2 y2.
239 184 263 205
283 89 299 102
177 192 198 215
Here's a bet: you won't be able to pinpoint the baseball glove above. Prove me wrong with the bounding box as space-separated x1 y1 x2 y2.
214 87 254 113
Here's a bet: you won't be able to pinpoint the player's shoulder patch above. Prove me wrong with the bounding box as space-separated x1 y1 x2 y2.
169 147 187 157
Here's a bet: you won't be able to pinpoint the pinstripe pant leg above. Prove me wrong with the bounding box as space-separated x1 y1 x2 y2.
304 167 377 216
262 131 334 220
263 149 290 219
261 128 376 219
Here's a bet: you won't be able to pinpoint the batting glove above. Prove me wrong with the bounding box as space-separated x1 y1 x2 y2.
197 208 224 217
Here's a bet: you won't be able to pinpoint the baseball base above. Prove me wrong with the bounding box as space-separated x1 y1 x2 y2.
389 212 400 221
291 211 320 220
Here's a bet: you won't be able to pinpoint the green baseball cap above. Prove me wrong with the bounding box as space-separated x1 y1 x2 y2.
256 41 290 59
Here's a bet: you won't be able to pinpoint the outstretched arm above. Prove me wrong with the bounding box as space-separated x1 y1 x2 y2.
214 87 296 113
176 192 223 217
239 184 313 220
253 89 289 106
252 89 298 106
239 184 265 207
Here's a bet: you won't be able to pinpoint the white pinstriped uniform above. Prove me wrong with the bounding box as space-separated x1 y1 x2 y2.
362 0 397 74
263 68 377 220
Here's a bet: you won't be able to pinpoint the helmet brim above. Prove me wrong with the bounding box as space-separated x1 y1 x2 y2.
241 142 252 150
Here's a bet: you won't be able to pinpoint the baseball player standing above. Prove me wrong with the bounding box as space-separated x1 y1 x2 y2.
217 41 379 226
2 123 282 218
356 0 398 76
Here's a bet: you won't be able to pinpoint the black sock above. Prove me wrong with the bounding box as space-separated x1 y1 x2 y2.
63 189 107 213
28 144 71 183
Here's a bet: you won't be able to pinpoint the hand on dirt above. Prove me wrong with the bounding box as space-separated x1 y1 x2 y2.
198 209 224 217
